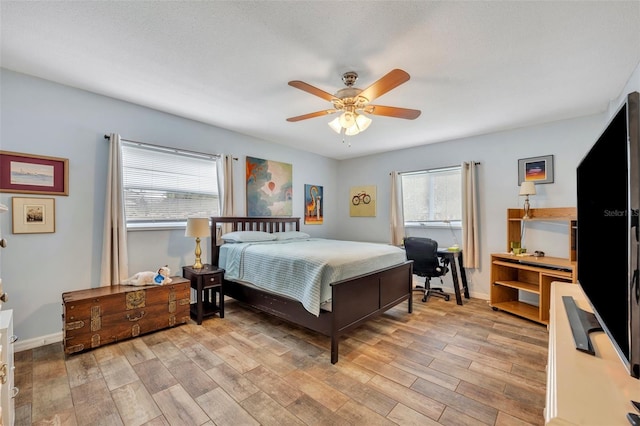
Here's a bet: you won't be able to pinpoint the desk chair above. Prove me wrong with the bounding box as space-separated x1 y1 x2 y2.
404 237 451 302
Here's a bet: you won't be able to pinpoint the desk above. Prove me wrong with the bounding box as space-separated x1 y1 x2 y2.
437 248 469 305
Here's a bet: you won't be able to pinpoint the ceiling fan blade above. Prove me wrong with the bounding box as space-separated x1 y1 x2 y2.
286 109 338 122
358 69 410 102
288 81 337 102
365 105 421 120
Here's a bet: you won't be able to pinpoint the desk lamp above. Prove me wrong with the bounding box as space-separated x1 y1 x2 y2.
519 182 536 219
185 218 209 269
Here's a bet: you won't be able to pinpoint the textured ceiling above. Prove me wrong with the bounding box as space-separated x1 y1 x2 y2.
2 1 639 160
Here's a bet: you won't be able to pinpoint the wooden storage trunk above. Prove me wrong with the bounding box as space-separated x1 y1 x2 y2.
62 277 190 355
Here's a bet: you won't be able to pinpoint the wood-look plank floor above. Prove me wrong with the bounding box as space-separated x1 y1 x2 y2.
14 295 548 425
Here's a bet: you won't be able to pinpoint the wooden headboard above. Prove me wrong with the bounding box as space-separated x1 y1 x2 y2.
210 217 301 266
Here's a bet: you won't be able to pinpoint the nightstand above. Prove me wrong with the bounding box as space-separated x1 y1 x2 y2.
182 265 224 325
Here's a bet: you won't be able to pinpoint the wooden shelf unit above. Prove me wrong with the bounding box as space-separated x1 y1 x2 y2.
506 207 577 262
491 207 577 325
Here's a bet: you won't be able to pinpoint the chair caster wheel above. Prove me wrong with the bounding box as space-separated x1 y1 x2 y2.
492 307 498 311
444 295 450 301
422 296 427 302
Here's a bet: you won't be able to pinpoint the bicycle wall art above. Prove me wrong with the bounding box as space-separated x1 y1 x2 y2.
349 185 376 217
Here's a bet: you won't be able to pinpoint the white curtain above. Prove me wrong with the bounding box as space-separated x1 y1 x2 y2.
462 161 480 268
389 171 405 246
216 154 235 241
100 133 129 286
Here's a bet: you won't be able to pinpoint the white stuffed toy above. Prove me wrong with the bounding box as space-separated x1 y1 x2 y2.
122 266 173 286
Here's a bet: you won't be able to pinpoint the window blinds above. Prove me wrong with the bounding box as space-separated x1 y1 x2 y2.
121 142 219 224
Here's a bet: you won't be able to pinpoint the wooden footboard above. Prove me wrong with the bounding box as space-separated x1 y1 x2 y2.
210 216 413 363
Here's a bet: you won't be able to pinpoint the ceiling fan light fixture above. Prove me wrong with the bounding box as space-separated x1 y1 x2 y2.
339 111 356 128
288 69 421 140
328 116 342 133
329 111 372 136
345 124 360 136
355 113 372 132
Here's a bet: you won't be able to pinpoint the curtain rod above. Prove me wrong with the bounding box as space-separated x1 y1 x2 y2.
391 162 481 175
103 134 238 160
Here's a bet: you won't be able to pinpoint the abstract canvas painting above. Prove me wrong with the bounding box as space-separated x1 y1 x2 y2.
246 156 293 216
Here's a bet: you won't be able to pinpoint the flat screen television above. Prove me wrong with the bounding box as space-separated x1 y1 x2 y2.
575 91 640 377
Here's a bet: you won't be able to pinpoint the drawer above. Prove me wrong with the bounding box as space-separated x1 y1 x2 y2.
201 273 222 287
64 306 189 354
64 297 190 335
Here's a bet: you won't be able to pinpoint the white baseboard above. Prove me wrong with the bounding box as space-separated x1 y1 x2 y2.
15 331 62 353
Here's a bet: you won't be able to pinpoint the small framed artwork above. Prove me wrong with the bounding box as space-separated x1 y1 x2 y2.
304 184 323 224
518 155 554 185
0 150 69 196
12 197 56 234
350 185 376 217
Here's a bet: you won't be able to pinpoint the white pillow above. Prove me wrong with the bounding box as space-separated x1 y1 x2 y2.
274 231 311 241
221 231 277 243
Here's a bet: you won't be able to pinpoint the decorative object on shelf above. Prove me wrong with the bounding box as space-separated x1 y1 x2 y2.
11 196 55 234
185 217 209 269
0 151 69 196
518 154 554 185
304 184 323 225
349 185 376 217
510 241 522 255
246 156 292 216
519 181 536 219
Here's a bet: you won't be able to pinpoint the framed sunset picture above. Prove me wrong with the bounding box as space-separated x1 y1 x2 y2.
518 155 554 185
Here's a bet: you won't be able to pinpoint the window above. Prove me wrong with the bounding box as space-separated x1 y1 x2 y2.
401 166 461 226
121 142 219 228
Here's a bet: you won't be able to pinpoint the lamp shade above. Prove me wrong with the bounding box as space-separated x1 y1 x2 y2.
328 116 342 133
519 181 536 196
185 218 209 238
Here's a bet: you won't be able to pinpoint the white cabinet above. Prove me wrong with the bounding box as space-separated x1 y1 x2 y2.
0 310 17 426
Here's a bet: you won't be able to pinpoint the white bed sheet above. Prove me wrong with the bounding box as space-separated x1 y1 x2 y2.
219 238 407 316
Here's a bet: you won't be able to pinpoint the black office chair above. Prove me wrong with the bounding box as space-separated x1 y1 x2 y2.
404 237 450 302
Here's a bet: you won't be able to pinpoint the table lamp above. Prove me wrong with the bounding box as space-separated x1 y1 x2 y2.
519 181 536 219
185 218 209 269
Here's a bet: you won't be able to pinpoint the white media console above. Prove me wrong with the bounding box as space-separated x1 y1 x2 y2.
546 282 640 425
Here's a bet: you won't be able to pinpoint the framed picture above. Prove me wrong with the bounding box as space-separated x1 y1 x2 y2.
350 185 376 217
518 155 554 185
12 197 56 234
0 150 69 196
304 184 323 224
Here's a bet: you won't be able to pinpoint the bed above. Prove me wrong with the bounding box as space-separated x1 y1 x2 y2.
210 216 414 364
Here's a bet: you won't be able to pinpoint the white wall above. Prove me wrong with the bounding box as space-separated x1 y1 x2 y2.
0 69 339 344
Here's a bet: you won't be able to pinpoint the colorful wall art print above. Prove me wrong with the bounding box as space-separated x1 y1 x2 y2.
518 155 554 185
246 156 293 216
349 185 376 217
304 184 323 224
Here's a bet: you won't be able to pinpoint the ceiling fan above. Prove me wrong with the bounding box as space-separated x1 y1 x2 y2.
286 69 421 136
